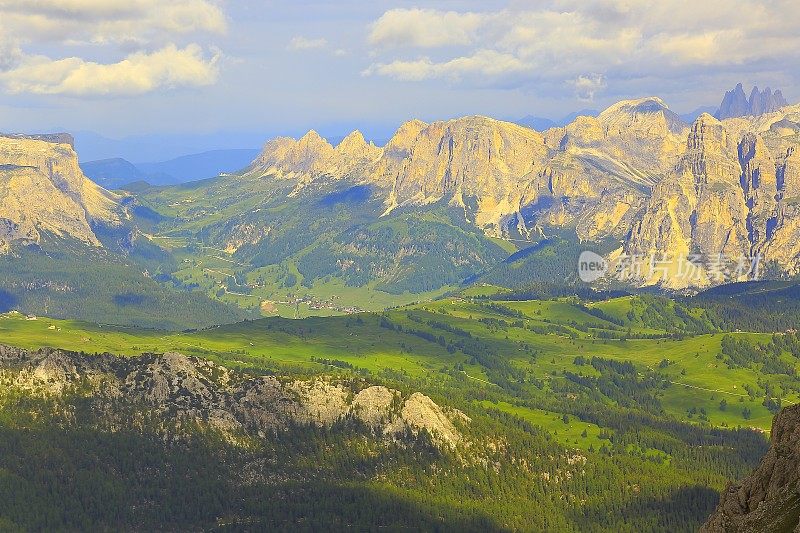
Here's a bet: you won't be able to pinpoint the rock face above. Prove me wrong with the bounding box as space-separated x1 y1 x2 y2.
243 93 800 287
702 404 800 532
247 102 686 240
0 133 122 252
0 345 467 448
716 84 789 120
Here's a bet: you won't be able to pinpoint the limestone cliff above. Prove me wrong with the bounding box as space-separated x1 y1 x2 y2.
627 107 800 287
702 404 800 532
238 94 800 288
0 133 122 252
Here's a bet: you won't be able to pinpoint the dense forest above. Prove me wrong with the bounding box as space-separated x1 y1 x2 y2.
0 250 253 330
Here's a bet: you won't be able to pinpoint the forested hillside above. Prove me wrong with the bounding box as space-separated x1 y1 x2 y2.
3 291 794 530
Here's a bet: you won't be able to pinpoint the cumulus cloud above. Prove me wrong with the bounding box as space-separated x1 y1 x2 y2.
1 44 219 96
572 74 607 102
0 31 22 72
0 0 225 96
364 1 800 97
0 0 227 45
369 8 483 48
363 50 529 82
287 36 328 51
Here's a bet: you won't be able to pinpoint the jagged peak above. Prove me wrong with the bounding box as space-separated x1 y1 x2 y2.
385 119 428 152
393 119 428 135
716 83 788 119
298 129 330 146
336 130 367 150
335 130 382 162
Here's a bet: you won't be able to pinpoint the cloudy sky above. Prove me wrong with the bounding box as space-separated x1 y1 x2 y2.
0 0 798 157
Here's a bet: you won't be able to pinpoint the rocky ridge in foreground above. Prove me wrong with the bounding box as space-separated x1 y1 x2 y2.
703 404 800 532
0 344 466 448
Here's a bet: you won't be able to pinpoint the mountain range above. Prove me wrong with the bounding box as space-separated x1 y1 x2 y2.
207 92 800 290
80 149 261 189
0 84 797 321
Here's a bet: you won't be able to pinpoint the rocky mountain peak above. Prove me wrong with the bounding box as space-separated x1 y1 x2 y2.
384 119 428 156
298 129 330 147
337 129 366 150
247 130 338 180
598 97 687 135
375 114 549 228
336 130 382 162
687 113 727 150
716 83 789 119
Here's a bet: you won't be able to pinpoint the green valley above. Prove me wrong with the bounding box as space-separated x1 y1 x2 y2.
4 289 794 530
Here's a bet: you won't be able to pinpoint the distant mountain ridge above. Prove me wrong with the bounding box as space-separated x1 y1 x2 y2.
715 83 788 119
80 149 260 188
230 93 800 289
5 85 800 304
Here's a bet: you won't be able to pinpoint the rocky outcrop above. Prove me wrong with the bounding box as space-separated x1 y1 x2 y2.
626 107 800 287
702 404 800 532
0 345 467 448
716 84 789 120
0 133 122 252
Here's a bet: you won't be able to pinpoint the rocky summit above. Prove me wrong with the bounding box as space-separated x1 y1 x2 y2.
0 133 123 252
702 403 800 532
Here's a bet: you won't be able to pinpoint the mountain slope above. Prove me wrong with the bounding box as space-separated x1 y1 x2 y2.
0 133 122 252
702 404 800 532
133 93 800 301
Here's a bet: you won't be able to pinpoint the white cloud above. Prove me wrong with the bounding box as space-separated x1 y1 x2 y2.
287 36 328 51
1 44 219 96
571 74 607 101
0 31 22 72
369 8 483 48
0 0 226 45
0 0 225 97
365 1 800 97
364 50 529 82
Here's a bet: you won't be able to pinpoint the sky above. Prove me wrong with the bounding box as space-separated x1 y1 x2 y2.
0 0 798 159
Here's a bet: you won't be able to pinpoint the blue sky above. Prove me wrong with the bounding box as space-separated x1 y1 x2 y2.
0 0 798 155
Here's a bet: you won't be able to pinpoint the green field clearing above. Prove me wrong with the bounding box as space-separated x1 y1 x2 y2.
3 292 796 434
